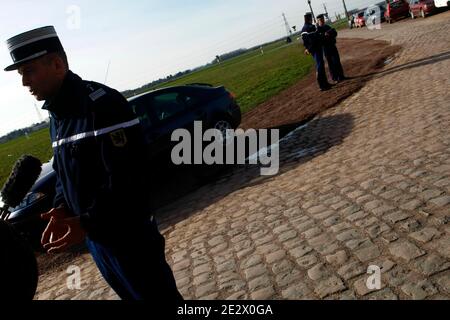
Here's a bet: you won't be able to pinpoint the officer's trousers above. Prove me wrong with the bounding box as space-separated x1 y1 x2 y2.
324 45 345 81
86 217 183 302
312 49 330 89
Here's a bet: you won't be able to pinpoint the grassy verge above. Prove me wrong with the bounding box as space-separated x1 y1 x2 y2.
0 39 314 186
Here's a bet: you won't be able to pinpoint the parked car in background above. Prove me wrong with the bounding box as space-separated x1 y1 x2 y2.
2 161 56 250
129 84 241 158
409 0 437 17
3 84 241 250
385 0 411 22
433 0 449 8
355 11 366 27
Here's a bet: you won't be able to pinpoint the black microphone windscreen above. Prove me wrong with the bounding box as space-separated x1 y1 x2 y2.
1 155 42 209
0 220 38 300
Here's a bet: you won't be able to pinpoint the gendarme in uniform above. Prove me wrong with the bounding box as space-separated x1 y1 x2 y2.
4 26 182 302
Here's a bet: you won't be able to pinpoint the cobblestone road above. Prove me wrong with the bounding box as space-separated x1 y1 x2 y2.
35 11 450 300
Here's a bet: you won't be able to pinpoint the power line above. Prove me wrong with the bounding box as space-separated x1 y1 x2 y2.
282 13 293 38
113 19 292 90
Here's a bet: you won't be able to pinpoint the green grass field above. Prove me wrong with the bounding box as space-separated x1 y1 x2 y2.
332 18 350 31
0 128 53 189
144 39 313 114
0 38 314 188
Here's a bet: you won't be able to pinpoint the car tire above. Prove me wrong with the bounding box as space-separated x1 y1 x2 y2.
213 117 234 141
192 116 235 183
421 9 425 18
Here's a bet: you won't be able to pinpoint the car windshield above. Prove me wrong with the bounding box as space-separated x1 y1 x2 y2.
389 0 405 7
0 194 25 211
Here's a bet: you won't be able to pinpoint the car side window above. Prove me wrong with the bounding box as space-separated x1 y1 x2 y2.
152 92 188 121
130 96 152 130
184 93 200 109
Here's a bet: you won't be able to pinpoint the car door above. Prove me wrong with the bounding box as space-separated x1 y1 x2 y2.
415 0 422 14
145 89 201 157
409 0 414 14
410 0 418 14
128 93 156 146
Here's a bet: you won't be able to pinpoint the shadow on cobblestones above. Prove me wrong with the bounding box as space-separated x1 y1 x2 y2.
154 113 354 226
361 50 450 80
277 113 354 172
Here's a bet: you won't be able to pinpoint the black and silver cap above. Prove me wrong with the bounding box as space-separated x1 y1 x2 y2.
4 26 64 72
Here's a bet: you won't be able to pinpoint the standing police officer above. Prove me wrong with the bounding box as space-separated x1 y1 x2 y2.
301 13 332 91
4 26 183 302
316 14 347 83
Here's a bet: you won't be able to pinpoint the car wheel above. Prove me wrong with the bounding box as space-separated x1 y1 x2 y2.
421 9 425 18
410 11 415 19
213 118 234 141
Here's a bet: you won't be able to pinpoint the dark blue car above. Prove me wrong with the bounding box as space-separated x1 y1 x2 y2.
2 84 241 249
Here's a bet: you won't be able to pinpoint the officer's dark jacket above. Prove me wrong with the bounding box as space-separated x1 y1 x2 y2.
43 70 150 243
317 24 338 47
301 23 322 53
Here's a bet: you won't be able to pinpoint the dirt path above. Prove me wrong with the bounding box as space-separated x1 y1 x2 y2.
241 38 401 131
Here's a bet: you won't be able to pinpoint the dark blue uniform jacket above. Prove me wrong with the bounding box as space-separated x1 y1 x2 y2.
43 71 150 243
317 24 338 47
301 23 322 53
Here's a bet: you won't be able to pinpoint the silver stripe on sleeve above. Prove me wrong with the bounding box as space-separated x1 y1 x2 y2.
52 118 140 148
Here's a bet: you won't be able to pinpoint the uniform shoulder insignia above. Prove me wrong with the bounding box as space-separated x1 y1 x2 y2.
110 129 128 147
89 88 107 101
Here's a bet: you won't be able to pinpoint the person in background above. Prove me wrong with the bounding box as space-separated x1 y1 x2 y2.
316 14 347 83
301 13 332 91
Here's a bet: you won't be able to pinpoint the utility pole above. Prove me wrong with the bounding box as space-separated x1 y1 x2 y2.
307 0 316 23
342 0 350 20
282 13 293 43
34 102 43 123
323 3 330 21
104 60 111 85
282 13 292 37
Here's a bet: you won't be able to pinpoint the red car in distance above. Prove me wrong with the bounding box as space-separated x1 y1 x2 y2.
385 0 411 23
355 11 366 27
409 0 437 18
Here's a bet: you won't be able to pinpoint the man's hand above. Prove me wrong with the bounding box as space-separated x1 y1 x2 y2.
304 49 310 55
41 207 86 254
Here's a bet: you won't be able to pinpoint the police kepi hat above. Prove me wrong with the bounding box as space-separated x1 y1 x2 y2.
304 12 313 19
317 14 325 19
4 26 64 72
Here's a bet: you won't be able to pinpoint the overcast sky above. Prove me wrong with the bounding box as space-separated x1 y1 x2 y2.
0 0 371 137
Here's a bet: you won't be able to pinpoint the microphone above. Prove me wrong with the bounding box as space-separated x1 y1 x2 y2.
0 155 42 220
0 155 41 299
0 219 39 300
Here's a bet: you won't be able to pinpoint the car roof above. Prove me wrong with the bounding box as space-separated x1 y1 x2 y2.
127 84 214 102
